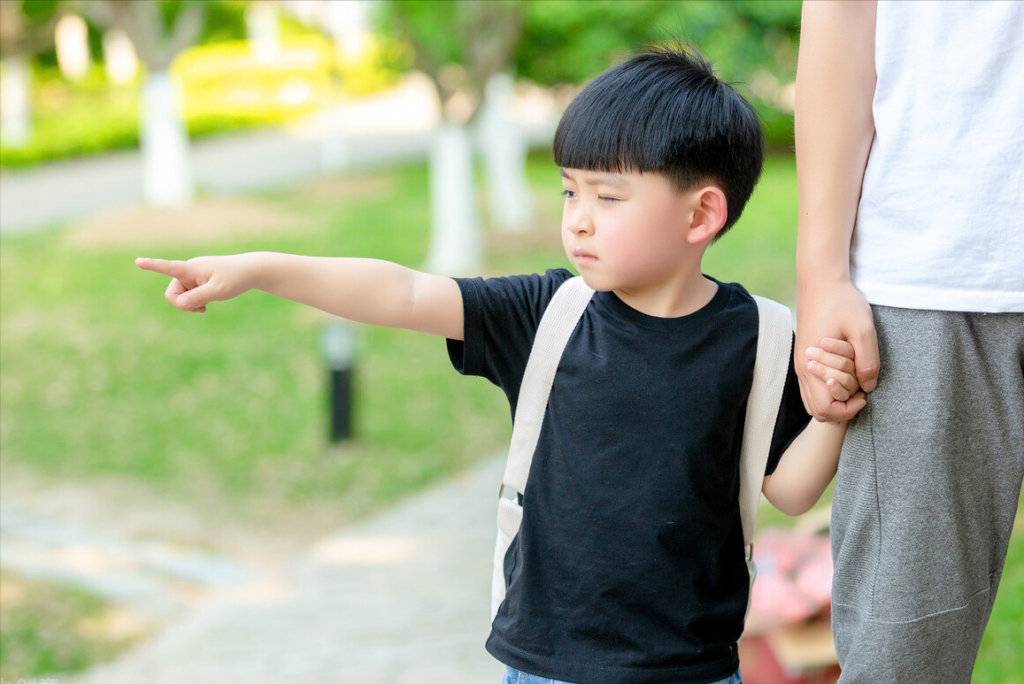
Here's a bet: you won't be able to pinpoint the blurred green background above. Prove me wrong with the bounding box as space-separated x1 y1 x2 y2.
0 1 1019 682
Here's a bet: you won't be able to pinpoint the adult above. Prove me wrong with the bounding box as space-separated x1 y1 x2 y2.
794 1 1024 682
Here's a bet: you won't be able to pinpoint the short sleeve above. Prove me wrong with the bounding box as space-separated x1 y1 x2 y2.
764 339 812 476
445 269 574 409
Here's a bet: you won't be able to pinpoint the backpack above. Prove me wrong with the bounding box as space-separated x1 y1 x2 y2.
492 276 793 621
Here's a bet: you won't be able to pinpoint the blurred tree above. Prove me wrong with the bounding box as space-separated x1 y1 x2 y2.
83 0 207 206
514 0 674 87
28 1 246 71
383 0 801 124
384 1 523 124
198 0 250 45
378 0 527 273
516 0 801 147
0 0 64 148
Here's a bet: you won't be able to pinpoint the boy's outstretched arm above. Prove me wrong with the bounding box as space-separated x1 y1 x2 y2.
762 338 865 516
136 253 465 340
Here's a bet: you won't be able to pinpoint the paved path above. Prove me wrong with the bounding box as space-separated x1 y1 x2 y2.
58 456 507 684
0 500 251 619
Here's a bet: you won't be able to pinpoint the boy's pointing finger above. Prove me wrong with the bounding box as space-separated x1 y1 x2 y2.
136 257 186 278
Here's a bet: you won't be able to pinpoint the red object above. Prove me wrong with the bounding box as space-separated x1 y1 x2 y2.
740 635 841 684
742 526 841 683
749 529 834 628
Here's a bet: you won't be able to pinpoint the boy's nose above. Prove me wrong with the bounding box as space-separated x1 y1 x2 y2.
567 210 594 235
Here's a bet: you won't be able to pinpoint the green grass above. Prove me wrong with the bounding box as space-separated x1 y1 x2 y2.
0 162 513 521
0 153 1019 678
0 572 145 681
976 522 1024 684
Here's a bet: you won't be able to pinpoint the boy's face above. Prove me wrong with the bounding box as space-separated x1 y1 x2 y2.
560 168 702 297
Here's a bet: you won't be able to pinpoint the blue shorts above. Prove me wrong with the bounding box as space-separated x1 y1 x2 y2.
502 666 743 684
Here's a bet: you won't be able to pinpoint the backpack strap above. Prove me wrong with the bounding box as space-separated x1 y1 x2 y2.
738 296 794 601
497 276 595 543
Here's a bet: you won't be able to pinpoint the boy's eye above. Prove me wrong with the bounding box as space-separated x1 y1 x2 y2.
561 189 577 198
598 196 620 203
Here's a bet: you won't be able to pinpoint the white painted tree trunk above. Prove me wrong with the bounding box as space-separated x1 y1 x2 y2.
424 123 481 275
55 14 91 81
140 71 194 206
103 28 139 86
0 56 31 148
324 0 370 62
479 73 533 232
245 1 280 64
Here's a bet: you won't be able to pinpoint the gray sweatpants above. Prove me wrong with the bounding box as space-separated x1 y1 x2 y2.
831 306 1024 683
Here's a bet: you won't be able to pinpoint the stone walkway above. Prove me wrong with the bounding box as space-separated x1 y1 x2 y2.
3 456 507 683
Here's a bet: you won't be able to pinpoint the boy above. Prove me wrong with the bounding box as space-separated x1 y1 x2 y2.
138 47 863 684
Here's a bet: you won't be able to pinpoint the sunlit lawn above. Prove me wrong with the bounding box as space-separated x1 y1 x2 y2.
1 161 511 524
0 571 147 681
0 153 1019 679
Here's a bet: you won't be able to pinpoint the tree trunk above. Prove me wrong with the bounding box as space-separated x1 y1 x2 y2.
424 123 481 275
324 0 370 62
140 71 193 206
55 14 91 81
245 1 280 64
0 55 31 148
478 73 533 232
103 28 139 85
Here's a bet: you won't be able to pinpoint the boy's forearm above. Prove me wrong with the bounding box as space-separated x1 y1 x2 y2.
253 252 411 321
795 0 877 283
252 252 464 339
763 419 848 516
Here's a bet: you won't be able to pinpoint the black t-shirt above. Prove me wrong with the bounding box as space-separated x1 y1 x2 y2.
447 269 809 684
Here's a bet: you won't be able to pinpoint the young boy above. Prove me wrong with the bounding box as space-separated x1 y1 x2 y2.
138 47 863 684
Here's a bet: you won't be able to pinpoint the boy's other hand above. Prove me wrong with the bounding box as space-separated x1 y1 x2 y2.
805 337 867 416
136 255 257 313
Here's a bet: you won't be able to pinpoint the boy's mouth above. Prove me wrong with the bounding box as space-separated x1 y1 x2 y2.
573 248 598 264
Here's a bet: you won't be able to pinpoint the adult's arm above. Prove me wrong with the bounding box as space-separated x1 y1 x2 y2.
794 0 880 422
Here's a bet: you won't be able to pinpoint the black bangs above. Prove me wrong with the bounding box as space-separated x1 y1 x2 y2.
552 46 764 234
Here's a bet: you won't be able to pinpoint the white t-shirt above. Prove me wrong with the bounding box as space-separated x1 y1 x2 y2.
851 0 1024 313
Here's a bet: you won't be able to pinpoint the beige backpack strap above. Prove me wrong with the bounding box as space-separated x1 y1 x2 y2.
739 295 793 616
497 276 595 536
492 276 594 619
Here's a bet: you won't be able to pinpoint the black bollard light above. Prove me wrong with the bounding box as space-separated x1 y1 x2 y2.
322 319 357 442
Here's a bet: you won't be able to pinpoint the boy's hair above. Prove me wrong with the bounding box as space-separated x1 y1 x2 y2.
553 45 764 237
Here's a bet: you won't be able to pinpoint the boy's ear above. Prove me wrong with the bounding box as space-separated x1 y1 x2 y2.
686 185 728 244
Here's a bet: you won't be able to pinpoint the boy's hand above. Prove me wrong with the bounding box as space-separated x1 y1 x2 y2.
805 337 867 413
136 255 257 313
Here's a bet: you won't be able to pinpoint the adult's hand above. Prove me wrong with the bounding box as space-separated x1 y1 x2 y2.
795 278 878 422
